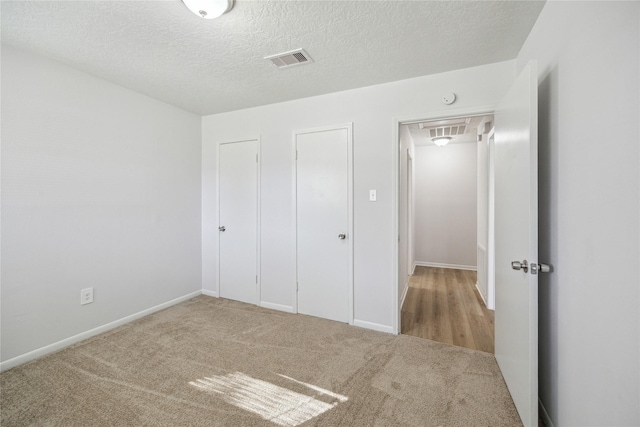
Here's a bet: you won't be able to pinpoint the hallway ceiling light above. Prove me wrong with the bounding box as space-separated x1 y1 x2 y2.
182 0 234 19
432 137 452 147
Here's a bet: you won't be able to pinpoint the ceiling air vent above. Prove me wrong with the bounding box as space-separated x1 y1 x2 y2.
265 48 313 69
425 125 467 138
419 118 471 138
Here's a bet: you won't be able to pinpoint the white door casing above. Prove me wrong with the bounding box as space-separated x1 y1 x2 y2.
494 61 539 427
407 150 414 276
487 128 496 310
218 139 259 305
294 124 353 323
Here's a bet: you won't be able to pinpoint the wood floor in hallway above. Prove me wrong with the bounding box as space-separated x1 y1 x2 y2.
401 266 495 353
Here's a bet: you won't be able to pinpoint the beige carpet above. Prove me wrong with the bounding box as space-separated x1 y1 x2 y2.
1 296 521 426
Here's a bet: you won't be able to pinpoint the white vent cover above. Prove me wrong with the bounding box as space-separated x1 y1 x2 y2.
419 118 470 138
265 48 313 69
425 125 467 138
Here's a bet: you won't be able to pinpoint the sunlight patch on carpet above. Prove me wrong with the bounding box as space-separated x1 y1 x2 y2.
189 372 347 426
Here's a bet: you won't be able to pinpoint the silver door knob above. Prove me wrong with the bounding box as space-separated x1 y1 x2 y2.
511 260 528 273
218 226 226 232
338 233 346 240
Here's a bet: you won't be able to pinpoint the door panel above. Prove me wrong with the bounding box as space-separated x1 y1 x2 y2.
296 126 351 323
219 140 258 305
494 61 538 427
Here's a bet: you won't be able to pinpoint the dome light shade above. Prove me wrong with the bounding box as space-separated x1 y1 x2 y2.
432 136 452 147
182 0 234 19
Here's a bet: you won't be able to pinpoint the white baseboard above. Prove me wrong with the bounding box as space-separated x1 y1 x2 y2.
260 301 295 313
475 282 489 308
410 262 417 276
539 399 555 427
202 289 218 298
0 290 202 372
352 319 394 334
415 261 477 271
400 282 409 310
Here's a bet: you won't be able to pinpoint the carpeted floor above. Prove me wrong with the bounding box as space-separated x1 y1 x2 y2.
0 295 522 426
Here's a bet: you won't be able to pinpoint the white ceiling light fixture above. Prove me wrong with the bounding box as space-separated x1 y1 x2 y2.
182 0 234 19
432 136 452 147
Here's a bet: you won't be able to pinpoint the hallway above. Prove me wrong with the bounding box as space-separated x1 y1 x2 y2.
401 266 494 353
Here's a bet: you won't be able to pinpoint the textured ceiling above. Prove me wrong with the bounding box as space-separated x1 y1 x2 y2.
1 0 545 116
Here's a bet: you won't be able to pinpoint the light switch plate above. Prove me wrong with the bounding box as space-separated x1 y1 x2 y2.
369 189 377 202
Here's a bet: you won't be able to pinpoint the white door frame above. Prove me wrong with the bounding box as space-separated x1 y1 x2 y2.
487 127 496 310
216 137 261 303
292 123 354 324
392 105 496 334
407 149 414 276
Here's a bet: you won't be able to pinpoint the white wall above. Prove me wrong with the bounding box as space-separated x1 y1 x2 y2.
517 2 640 425
1 46 202 365
413 143 477 269
202 61 514 332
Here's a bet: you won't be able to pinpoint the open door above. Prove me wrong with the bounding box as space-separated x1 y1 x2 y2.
494 61 539 427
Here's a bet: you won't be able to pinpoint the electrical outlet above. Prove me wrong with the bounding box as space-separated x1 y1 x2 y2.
80 288 94 305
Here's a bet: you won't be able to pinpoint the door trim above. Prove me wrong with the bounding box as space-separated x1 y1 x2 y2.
292 123 354 324
407 149 414 277
392 105 496 334
216 137 261 304
487 127 496 310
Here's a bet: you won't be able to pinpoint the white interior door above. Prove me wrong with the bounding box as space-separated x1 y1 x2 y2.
494 61 538 427
295 124 352 323
219 139 258 305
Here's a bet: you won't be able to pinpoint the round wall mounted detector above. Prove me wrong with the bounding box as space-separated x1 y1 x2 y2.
442 93 456 105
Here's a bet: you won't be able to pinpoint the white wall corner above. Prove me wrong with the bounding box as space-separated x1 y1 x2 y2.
202 289 219 298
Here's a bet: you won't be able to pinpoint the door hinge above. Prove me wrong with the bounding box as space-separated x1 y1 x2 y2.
256 154 258 163
295 150 298 160
256 275 258 283
296 282 299 291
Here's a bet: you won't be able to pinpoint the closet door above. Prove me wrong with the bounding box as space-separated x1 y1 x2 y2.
219 139 258 304
295 124 352 323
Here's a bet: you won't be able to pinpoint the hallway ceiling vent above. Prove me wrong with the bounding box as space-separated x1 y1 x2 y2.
420 124 467 138
265 49 313 69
